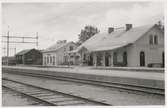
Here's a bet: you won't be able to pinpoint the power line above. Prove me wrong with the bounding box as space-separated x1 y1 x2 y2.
2 47 16 56
2 36 37 39
1 30 39 65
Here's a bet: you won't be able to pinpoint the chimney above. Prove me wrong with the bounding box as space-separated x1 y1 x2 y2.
108 27 114 34
62 40 67 43
57 40 67 44
126 24 132 31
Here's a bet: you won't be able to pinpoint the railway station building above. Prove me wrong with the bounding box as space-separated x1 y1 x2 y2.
70 24 164 67
15 49 42 65
42 40 78 66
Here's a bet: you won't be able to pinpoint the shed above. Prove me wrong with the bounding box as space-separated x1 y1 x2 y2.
15 49 42 65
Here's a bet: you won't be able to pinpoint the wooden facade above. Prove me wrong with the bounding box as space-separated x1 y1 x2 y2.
15 49 42 65
2 56 16 65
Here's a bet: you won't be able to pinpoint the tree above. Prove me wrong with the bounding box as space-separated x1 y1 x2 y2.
78 25 100 45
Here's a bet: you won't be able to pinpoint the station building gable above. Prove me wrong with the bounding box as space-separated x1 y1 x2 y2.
42 41 77 66
15 49 42 65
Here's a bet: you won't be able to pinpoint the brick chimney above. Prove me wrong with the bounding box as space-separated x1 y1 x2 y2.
126 24 132 31
57 40 67 44
108 27 114 34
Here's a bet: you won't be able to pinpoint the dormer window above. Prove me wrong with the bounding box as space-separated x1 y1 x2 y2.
149 34 158 45
69 46 73 51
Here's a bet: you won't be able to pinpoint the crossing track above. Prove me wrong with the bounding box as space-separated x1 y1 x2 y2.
2 78 111 106
3 70 164 96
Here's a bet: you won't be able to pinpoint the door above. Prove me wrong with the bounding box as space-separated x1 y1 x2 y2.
113 52 117 66
88 54 93 66
140 51 145 66
162 52 164 67
123 52 127 66
105 54 110 66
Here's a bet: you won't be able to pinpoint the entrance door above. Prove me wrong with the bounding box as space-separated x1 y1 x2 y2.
123 52 127 66
140 51 145 66
162 52 164 67
105 55 110 66
88 54 93 66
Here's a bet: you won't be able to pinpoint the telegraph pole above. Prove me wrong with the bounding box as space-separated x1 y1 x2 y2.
2 47 17 56
36 32 38 47
14 47 16 55
2 30 39 65
6 31 9 65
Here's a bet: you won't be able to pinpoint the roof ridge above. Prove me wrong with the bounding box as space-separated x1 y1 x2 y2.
76 24 156 52
44 41 74 52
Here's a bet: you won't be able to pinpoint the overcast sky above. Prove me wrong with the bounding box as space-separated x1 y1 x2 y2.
2 2 164 56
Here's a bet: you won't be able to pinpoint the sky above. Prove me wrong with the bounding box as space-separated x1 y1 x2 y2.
2 1 164 56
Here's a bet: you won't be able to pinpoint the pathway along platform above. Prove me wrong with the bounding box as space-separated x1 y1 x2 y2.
2 66 164 90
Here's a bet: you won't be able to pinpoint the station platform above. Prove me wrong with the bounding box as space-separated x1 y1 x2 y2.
2 66 165 89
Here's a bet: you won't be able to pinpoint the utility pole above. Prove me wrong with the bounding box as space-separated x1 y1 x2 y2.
2 30 39 65
6 31 9 65
2 47 17 56
36 32 38 48
14 47 16 55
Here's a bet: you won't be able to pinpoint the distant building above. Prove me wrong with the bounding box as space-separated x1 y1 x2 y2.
74 24 164 67
15 49 42 65
42 40 77 66
2 56 16 65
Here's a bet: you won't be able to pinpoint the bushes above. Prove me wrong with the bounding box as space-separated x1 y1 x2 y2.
147 63 163 68
61 61 74 65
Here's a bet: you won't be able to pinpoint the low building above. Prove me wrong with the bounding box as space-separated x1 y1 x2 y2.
15 49 42 65
2 56 16 65
75 24 164 67
42 40 77 66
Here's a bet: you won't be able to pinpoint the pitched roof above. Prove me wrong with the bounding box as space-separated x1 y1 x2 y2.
16 49 33 55
77 24 159 52
43 41 75 52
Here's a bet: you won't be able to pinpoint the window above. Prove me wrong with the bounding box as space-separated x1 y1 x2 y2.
149 35 153 45
83 54 86 60
149 34 158 45
154 35 158 45
69 46 73 51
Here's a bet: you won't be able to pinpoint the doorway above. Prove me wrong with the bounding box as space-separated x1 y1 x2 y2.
105 53 111 66
162 52 164 67
88 54 93 66
140 51 145 66
123 52 127 66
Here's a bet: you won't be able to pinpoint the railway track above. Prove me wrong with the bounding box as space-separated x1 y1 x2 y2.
2 78 111 106
3 86 51 106
3 71 164 95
